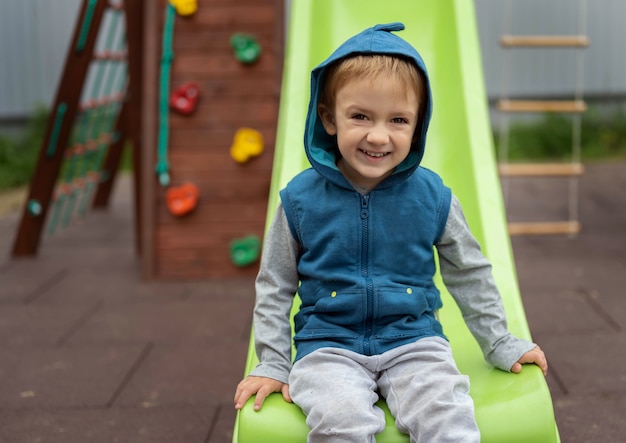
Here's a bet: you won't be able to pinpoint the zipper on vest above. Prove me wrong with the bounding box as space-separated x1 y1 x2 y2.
360 194 373 355
360 195 369 276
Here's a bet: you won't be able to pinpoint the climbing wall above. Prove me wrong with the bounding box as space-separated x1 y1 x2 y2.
150 0 283 279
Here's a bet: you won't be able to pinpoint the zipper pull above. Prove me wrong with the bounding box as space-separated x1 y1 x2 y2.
361 195 369 219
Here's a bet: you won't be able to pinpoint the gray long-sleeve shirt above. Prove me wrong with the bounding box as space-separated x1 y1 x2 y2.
250 195 536 384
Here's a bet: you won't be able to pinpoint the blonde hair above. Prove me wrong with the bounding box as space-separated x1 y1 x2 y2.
318 54 426 128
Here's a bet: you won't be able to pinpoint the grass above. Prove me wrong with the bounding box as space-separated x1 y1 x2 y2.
0 106 133 193
0 106 48 190
495 106 626 162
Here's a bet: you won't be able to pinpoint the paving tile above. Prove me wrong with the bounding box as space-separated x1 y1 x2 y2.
186 278 256 301
571 262 626 330
207 404 238 443
534 331 626 396
521 288 616 336
32 268 192 305
37 245 138 273
66 299 253 345
0 405 216 443
0 259 68 303
552 391 626 443
0 344 146 408
0 212 20 254
115 341 249 407
515 257 587 294
504 176 570 223
0 303 98 346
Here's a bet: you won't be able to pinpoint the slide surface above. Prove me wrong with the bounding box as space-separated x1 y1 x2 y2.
234 1 559 441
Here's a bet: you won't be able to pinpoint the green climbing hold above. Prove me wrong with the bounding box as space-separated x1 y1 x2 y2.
230 34 262 64
27 199 42 217
230 235 261 267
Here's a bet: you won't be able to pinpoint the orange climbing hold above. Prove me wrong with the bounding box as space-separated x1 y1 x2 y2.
169 0 198 16
170 81 200 115
166 182 199 217
230 128 264 163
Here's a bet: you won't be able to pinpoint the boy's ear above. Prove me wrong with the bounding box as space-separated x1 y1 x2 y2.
317 104 337 136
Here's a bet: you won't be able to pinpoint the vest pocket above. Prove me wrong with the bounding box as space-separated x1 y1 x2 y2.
374 285 441 336
294 287 365 339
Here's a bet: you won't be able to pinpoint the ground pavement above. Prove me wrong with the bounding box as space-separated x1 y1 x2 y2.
0 162 624 442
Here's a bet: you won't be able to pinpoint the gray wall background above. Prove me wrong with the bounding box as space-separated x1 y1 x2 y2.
0 0 623 126
476 0 625 102
0 0 81 122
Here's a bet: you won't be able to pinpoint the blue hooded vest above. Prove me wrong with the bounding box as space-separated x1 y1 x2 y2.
280 23 452 361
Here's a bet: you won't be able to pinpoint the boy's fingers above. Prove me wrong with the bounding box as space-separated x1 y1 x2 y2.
253 386 272 411
512 347 548 376
281 384 292 403
234 378 260 409
234 378 289 411
525 347 548 376
234 387 252 409
536 352 549 376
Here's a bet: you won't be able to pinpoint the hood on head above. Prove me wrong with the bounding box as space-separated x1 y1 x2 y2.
304 22 433 189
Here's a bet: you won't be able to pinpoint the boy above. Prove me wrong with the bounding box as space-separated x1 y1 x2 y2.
234 23 547 442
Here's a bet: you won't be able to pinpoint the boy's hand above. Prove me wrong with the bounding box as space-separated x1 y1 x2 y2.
234 376 292 411
511 346 548 376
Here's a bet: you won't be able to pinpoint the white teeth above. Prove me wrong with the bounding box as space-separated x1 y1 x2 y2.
363 150 387 158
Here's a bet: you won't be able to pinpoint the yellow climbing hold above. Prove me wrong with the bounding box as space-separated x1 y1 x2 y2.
230 128 264 163
169 0 197 16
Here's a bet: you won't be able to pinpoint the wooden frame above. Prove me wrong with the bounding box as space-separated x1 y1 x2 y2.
508 221 581 236
500 35 589 48
496 99 587 113
12 0 109 256
498 163 585 177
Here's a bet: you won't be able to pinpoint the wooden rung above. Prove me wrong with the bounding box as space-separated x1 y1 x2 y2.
497 99 587 113
500 35 590 48
499 163 585 177
508 221 581 236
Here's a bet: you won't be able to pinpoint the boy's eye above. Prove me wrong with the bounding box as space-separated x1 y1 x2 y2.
391 117 409 124
351 114 367 120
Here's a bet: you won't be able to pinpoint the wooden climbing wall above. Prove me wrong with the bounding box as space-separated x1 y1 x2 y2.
143 0 284 279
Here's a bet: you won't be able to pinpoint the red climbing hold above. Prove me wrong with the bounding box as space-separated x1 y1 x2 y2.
170 81 200 115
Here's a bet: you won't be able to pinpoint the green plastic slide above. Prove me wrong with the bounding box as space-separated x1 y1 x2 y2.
233 1 559 441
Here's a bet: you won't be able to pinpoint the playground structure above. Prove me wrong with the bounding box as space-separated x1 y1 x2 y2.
234 0 559 441
8 0 560 440
11 0 283 280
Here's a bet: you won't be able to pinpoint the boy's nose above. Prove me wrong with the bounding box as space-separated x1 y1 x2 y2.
367 126 389 145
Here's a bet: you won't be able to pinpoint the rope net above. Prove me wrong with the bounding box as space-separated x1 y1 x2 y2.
46 1 128 235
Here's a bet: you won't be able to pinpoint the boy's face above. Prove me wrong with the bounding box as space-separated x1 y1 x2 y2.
319 77 419 192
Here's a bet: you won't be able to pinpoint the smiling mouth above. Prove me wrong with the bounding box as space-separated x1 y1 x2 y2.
360 149 389 158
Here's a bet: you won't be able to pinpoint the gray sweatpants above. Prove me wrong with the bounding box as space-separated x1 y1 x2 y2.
288 337 480 443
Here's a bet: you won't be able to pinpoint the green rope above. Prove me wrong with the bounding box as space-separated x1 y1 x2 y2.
156 3 176 187
76 0 99 53
47 103 67 158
